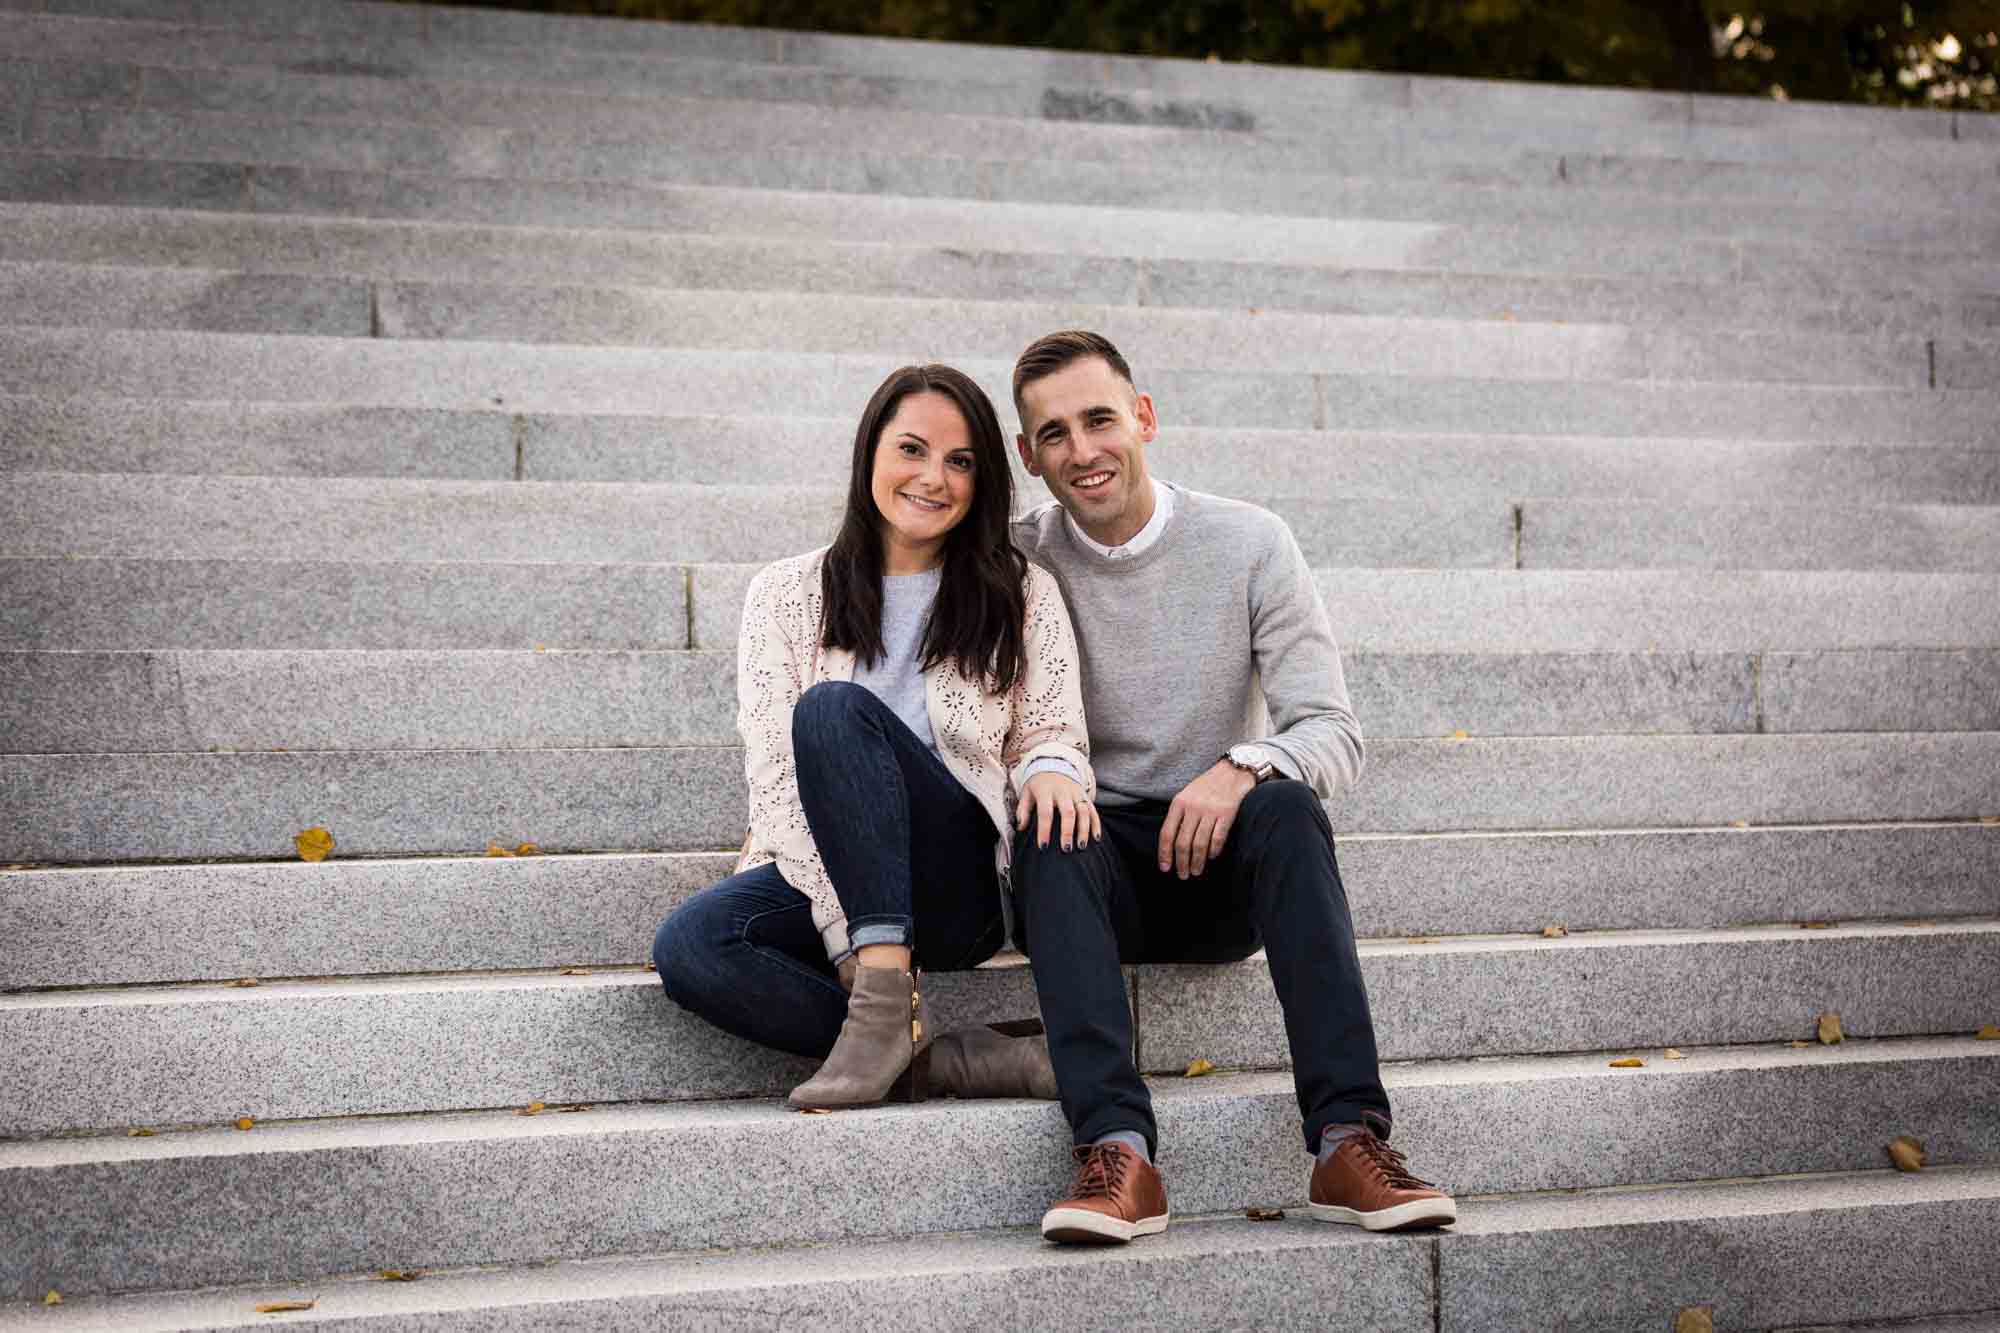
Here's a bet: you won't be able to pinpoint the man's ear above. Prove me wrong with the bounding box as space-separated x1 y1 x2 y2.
1015 433 1042 477
1133 392 1158 444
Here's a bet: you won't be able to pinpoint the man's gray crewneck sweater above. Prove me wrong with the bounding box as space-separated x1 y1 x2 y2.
1012 483 1363 806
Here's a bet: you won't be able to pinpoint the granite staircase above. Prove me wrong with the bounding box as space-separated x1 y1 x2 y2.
2 0 1999 1327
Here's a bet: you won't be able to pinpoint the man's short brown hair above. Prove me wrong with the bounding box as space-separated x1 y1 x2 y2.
1011 330 1136 425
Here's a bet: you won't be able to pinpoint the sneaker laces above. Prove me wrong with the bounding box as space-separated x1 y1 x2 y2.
1068 1143 1132 1199
1349 1134 1437 1191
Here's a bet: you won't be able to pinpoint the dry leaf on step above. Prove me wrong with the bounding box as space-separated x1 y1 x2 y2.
254 1300 316 1313
1977 1025 2000 1040
1729 821 1748 829
1887 1135 1927 1172
128 1126 156 1137
561 968 591 976
1541 925 1567 939
486 844 516 858
1817 1012 1844 1044
1789 1040 1813 1048
235 1117 255 1131
515 843 542 856
1663 1048 1686 1060
1799 921 1832 930
1184 1058 1216 1078
1245 1206 1285 1221
1406 936 1441 944
293 827 333 862
1608 1058 1645 1068
1450 730 1469 740
43 1291 61 1307
1674 1307 1713 1333
557 1103 594 1113
516 1102 546 1117
799 1107 832 1115
228 978 260 988
376 1271 422 1282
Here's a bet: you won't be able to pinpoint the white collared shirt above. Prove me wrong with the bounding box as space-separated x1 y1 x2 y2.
1067 478 1173 559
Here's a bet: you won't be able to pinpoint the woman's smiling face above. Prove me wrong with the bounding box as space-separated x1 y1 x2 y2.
870 390 977 571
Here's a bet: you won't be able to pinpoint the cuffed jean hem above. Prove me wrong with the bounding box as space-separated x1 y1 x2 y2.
846 918 914 950
1305 1105 1394 1155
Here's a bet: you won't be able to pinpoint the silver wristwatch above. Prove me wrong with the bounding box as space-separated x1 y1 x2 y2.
1224 744 1278 784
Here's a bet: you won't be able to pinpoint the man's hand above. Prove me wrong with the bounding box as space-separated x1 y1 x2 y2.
1015 772 1101 852
1158 759 1257 879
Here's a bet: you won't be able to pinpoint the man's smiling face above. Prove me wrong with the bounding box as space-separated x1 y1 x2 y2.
1015 355 1158 549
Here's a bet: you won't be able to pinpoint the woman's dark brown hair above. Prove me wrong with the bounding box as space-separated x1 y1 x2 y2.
820 364 1029 693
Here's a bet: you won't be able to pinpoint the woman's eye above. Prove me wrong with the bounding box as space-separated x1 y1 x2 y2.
948 455 974 471
899 442 923 457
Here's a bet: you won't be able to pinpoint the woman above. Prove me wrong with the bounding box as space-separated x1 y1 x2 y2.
653 363 1097 1110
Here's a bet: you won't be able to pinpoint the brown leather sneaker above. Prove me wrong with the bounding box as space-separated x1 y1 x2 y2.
1040 1142 1170 1244
1308 1131 1457 1231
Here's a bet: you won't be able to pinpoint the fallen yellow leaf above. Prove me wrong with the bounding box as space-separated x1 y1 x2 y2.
1817 1011 1844 1045
1663 1048 1686 1060
294 827 334 862
1608 1058 1645 1068
376 1271 422 1282
557 1103 595 1113
1675 1307 1714 1333
1405 936 1441 944
486 844 515 858
235 1117 255 1131
254 1300 316 1313
44 1291 61 1306
561 968 591 976
128 1126 157 1137
1729 821 1748 829
516 1101 546 1117
1789 1040 1813 1048
515 842 542 856
1799 921 1832 930
1979 815 2000 824
1541 924 1567 939
1977 1025 2000 1041
645 962 657 972
1887 1135 1926 1172
1184 1058 1216 1078
1450 729 1469 740
799 1107 832 1115
1245 1206 1285 1221
228 978 260 988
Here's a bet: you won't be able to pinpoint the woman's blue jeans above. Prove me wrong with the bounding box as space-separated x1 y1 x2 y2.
653 681 1006 1058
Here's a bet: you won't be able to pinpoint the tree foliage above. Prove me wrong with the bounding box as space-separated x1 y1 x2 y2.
427 0 2000 111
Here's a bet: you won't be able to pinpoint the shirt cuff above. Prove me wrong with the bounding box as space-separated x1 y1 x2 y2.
1020 756 1085 790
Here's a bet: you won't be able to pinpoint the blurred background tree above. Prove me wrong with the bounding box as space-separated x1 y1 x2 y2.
409 0 2000 111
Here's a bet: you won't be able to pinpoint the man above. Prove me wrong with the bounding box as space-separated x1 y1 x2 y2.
1007 330 1455 1245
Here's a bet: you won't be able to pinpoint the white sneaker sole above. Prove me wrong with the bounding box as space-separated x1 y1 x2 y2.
1040 1206 1171 1244
1308 1197 1458 1231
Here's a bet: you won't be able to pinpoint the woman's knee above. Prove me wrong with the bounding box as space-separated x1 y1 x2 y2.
792 680 873 749
652 900 725 1010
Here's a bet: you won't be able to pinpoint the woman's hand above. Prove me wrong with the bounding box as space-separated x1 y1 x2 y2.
1015 772 1101 852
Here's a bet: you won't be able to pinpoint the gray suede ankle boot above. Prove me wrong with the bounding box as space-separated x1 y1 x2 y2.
787 965 932 1109
930 1022 1059 1100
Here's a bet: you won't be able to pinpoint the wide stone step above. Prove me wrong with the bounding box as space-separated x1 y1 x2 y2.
5 149 1985 258
7 825 1996 985
8 923 1997 1134
6 205 1990 330
11 1167 1998 1333
1 276 1960 390
8 646 2000 756
24 473 1997 572
19 93 1994 228
0 475 1515 569
4 330 1991 440
11 396 2000 518
3 1036 1994 1299
13 31 1993 192
4 734 1996 862
9 561 1996 654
